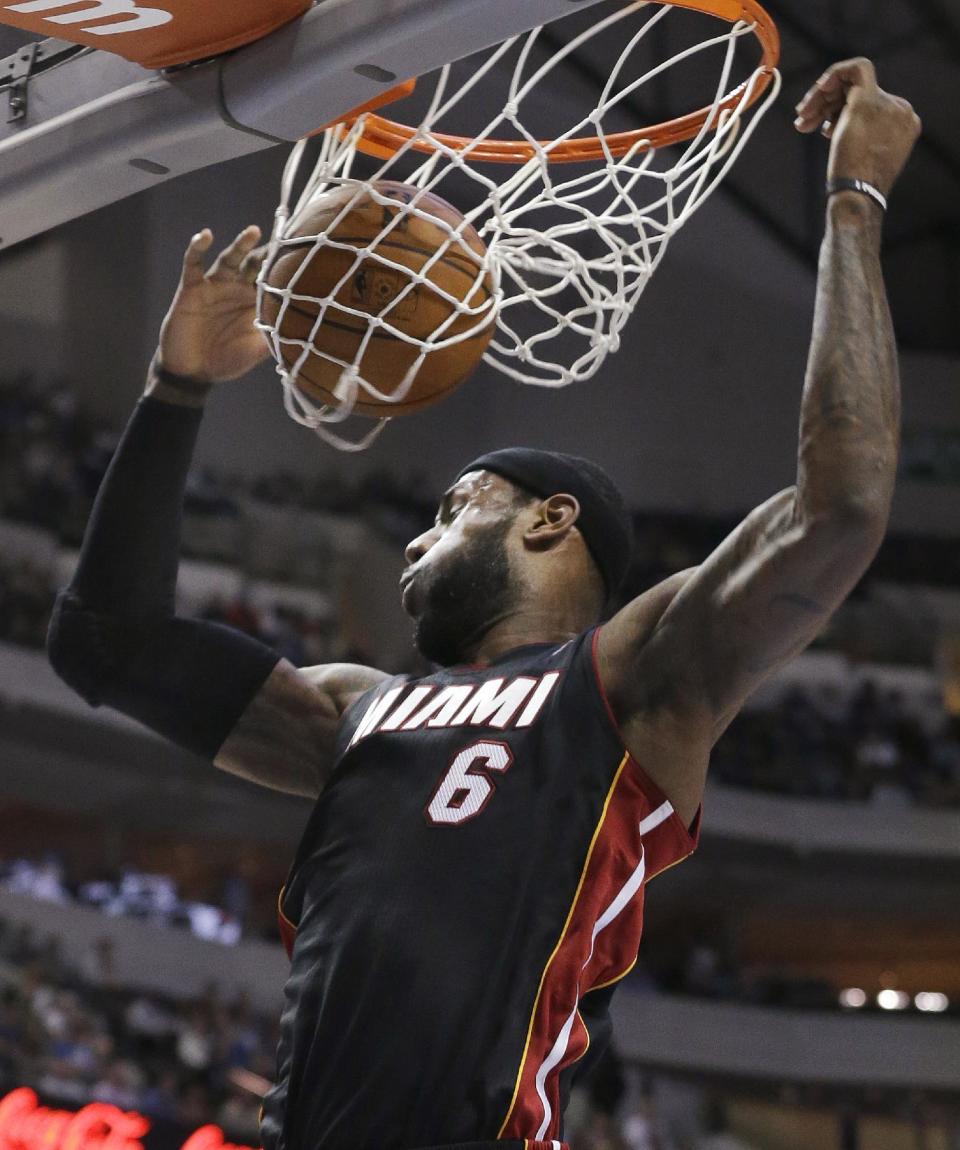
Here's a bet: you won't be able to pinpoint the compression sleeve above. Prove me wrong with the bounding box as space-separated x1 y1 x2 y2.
47 394 280 758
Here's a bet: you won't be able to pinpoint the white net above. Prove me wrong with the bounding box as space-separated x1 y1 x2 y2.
256 0 781 449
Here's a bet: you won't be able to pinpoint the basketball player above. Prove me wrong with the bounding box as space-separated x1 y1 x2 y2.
48 60 918 1150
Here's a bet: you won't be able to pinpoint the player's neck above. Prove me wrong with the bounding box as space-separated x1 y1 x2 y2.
463 605 585 667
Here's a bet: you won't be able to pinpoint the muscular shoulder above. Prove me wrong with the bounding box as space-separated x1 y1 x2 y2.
596 567 706 828
298 662 392 715
599 567 699 675
214 660 389 798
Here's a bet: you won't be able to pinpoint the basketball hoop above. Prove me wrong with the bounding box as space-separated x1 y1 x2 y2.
344 0 778 164
257 0 781 449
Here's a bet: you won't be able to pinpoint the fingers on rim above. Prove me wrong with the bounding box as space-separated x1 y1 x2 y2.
796 82 844 114
795 57 876 128
817 57 877 91
793 114 821 134
794 90 842 132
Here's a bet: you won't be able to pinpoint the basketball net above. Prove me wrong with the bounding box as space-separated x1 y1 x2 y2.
256 0 781 450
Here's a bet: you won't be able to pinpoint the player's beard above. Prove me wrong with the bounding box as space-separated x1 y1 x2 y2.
413 517 518 667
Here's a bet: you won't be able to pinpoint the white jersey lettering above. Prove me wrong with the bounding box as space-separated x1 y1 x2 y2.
348 686 405 748
6 0 173 34
515 671 561 727
450 677 536 729
350 671 565 746
424 741 514 826
379 686 435 732
402 685 475 731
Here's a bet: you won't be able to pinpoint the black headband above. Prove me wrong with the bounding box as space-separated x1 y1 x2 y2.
455 448 633 596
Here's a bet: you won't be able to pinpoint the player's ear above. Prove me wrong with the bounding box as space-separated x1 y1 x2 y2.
522 493 580 551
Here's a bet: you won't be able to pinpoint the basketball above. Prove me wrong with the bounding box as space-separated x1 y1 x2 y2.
260 181 495 417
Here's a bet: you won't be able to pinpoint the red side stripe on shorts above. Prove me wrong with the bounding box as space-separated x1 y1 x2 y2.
498 753 657 1142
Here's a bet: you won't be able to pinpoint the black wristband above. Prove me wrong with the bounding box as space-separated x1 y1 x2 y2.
826 178 887 213
149 355 214 397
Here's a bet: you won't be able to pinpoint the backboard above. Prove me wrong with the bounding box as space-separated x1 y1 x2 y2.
0 0 613 251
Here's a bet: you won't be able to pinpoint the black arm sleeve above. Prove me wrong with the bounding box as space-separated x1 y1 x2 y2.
47 394 280 758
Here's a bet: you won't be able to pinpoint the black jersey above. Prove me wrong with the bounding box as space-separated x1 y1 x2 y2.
261 627 699 1150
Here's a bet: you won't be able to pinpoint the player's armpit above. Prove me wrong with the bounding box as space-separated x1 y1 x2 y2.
214 660 388 798
597 487 884 819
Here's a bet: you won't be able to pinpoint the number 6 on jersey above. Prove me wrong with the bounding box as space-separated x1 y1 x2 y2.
424 741 514 826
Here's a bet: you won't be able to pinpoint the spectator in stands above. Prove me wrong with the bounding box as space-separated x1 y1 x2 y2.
3 855 70 904
0 912 280 1127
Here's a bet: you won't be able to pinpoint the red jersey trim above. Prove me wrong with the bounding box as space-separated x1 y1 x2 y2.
497 753 630 1141
586 953 639 994
589 626 702 862
499 746 671 1142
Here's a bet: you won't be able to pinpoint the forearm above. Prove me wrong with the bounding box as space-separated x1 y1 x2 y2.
48 361 279 756
69 362 209 617
795 194 900 526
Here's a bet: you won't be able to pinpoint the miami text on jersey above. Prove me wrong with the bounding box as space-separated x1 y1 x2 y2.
349 671 562 748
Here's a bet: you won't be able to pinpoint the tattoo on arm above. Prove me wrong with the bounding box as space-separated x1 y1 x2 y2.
797 200 899 524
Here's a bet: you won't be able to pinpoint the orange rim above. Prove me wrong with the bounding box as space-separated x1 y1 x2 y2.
336 0 779 164
309 78 419 138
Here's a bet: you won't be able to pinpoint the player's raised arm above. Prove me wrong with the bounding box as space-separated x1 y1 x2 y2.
46 226 385 798
597 59 921 824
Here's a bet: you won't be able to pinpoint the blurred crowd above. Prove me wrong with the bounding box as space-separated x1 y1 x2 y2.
0 910 766 1150
3 372 960 808
0 915 271 1139
0 914 952 1150
633 937 957 1018
3 375 958 1150
0 557 343 669
0 556 50 649
197 596 339 669
566 1052 764 1150
4 370 960 585
1 856 251 946
0 372 429 549
7 557 959 807
4 589 960 810
712 681 960 807
6 844 956 1023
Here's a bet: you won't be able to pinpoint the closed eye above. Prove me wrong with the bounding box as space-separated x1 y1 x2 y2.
435 497 466 527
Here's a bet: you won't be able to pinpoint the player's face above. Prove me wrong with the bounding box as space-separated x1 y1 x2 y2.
401 471 526 665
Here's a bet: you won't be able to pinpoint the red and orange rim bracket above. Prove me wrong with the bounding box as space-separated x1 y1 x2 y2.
330 0 779 164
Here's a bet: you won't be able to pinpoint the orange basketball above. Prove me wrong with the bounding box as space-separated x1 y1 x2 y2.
260 181 495 417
